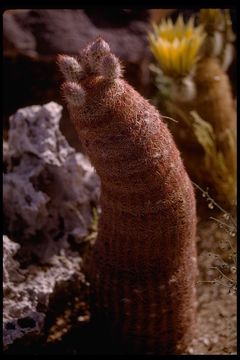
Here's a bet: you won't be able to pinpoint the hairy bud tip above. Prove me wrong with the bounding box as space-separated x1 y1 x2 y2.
61 81 85 106
57 55 84 82
98 53 123 80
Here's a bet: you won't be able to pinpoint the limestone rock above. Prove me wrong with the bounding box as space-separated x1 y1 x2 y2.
3 235 84 349
3 102 100 349
4 102 100 263
3 9 150 63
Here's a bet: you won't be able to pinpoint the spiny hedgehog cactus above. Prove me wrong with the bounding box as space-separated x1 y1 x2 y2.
149 13 236 207
57 37 197 354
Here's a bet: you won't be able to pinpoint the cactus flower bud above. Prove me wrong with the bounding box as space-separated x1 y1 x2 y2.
61 81 85 106
98 53 123 80
57 54 84 82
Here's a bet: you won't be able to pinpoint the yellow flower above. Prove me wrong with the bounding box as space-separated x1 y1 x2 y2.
149 15 206 77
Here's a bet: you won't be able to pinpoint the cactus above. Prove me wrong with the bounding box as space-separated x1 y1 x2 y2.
149 12 236 207
57 37 197 354
180 57 236 197
149 15 205 79
199 9 235 70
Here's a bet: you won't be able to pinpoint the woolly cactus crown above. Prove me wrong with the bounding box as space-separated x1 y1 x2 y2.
58 37 123 106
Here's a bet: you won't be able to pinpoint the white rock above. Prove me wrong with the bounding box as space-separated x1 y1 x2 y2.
3 235 85 349
3 102 101 349
4 102 100 262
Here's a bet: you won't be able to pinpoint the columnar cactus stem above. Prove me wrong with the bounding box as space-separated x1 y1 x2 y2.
57 37 197 354
192 57 236 177
173 56 236 205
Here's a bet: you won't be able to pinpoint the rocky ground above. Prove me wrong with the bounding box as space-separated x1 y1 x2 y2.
187 213 237 355
5 205 237 355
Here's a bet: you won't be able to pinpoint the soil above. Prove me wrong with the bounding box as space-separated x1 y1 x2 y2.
185 213 237 355
5 205 237 355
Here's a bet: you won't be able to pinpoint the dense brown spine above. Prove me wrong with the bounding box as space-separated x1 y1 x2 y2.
58 38 197 354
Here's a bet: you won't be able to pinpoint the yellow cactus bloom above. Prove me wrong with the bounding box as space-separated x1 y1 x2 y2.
149 15 206 77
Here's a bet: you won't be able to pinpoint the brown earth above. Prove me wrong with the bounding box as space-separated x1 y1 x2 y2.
185 213 237 355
